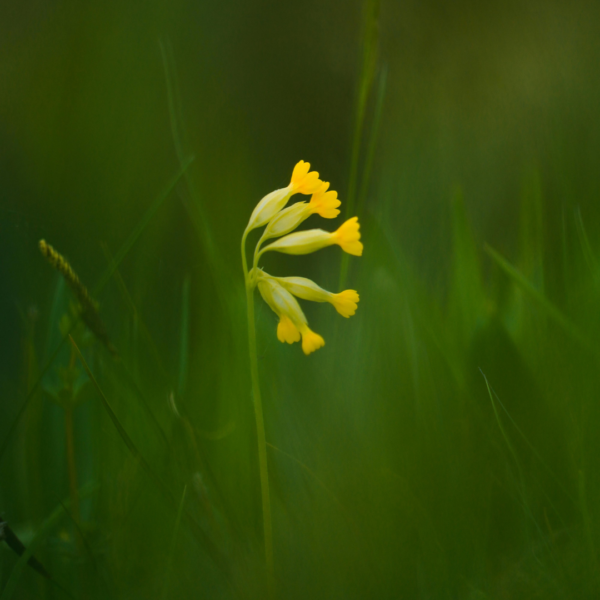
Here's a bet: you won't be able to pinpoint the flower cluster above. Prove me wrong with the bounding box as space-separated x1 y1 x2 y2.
242 161 362 355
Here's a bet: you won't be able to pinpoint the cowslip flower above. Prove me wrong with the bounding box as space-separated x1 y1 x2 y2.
257 274 325 354
259 182 341 243
273 276 359 318
245 161 323 232
259 216 363 258
242 161 362 355
242 161 346 590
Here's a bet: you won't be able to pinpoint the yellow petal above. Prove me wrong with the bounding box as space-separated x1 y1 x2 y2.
332 217 363 256
290 160 322 195
309 182 341 219
299 325 325 355
295 171 322 194
330 290 360 318
290 160 310 184
277 315 301 344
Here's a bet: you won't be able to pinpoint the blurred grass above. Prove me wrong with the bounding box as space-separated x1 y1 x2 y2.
1 0 600 598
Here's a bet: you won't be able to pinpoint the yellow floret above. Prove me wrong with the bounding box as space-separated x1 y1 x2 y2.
277 315 301 344
261 229 332 256
332 217 363 256
330 290 360 318
309 181 341 219
299 325 325 355
290 160 310 183
290 160 322 195
262 202 311 240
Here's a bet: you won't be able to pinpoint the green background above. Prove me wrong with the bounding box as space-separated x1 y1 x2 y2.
1 0 600 597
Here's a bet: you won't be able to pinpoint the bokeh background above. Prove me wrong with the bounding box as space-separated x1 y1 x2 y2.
2 0 600 597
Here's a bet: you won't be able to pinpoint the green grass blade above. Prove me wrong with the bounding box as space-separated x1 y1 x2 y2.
177 276 191 398
485 243 594 353
339 64 387 289
159 38 236 313
480 369 577 508
356 63 387 219
578 469 599 572
57 499 115 598
0 338 67 462
339 0 380 289
481 370 522 478
106 359 169 448
101 241 170 381
449 188 486 347
161 484 188 600
575 207 600 285
519 169 545 289
0 481 99 600
344 0 380 220
70 336 167 493
43 275 68 362
480 371 542 542
267 443 355 526
160 39 220 265
93 155 194 296
69 336 227 575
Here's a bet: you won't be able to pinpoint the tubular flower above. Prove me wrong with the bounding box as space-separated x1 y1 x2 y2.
331 217 363 256
274 276 360 318
330 290 360 318
242 161 362 355
246 161 322 231
299 325 325 355
257 275 324 354
277 315 300 344
290 160 322 194
260 217 363 257
262 202 311 241
308 181 340 219
261 182 341 243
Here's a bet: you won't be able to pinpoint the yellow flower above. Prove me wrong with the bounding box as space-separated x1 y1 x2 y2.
331 217 362 256
262 202 311 241
245 161 321 231
290 160 322 194
275 276 359 318
257 274 325 355
261 217 363 257
243 162 362 356
330 290 360 318
308 181 340 219
277 314 300 344
260 182 341 243
299 326 325 355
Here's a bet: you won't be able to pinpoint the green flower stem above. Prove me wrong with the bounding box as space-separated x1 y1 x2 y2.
251 235 266 283
242 230 275 598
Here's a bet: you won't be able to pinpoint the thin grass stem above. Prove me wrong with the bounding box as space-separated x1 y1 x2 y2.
242 229 275 598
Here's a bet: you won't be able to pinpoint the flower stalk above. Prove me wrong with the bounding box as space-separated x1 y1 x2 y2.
241 161 363 595
241 228 275 598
